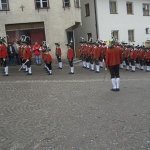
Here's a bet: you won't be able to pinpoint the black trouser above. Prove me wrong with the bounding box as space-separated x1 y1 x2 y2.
95 59 99 65
125 58 129 66
22 59 26 64
0 58 7 67
46 63 52 70
20 58 23 65
108 64 120 79
140 59 144 66
146 60 150 66
86 56 90 63
136 58 139 64
25 59 31 68
0 58 3 66
80 54 83 60
15 54 21 65
80 55 86 61
99 57 103 62
68 59 73 67
130 59 135 66
56 55 62 63
90 57 94 64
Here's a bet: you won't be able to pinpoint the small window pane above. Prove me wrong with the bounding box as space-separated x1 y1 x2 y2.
75 0 80 8
85 3 90 16
87 33 92 41
143 4 150 16
0 0 9 10
43 2 48 7
2 4 7 10
127 2 133 14
35 0 49 9
36 2 41 8
1 0 7 3
63 0 70 7
110 1 117 14
128 30 134 42
111 30 119 41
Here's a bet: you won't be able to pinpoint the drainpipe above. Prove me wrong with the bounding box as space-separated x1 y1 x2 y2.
73 30 77 58
94 0 99 39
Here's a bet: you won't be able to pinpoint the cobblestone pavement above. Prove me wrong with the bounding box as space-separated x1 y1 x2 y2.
0 65 150 150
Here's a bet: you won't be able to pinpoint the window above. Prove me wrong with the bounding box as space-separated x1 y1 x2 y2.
128 30 134 42
0 0 9 11
126 2 133 14
111 30 119 41
35 0 49 9
74 0 80 8
63 0 70 8
146 28 150 34
143 3 150 16
85 3 90 17
87 33 92 41
109 1 117 14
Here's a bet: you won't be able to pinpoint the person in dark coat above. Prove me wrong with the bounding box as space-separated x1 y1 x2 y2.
7 43 16 65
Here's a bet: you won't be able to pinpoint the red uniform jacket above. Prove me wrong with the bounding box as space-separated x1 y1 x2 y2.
32 44 41 56
0 44 8 58
145 51 150 60
93 46 100 60
43 52 52 64
138 50 145 59
90 46 94 58
18 46 23 58
23 46 32 60
84 45 88 57
79 44 84 57
106 47 122 66
42 52 46 60
67 48 74 61
56 48 61 56
102 46 107 59
87 45 92 57
83 45 87 56
130 50 137 60
97 46 103 59
124 48 130 58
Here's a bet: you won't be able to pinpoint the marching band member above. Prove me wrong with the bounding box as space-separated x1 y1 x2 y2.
130 46 137 72
67 43 74 74
22 42 32 75
124 46 131 71
93 42 100 73
42 48 53 75
0 38 8 76
55 43 63 69
145 48 150 72
85 42 91 69
138 47 145 70
79 41 86 68
90 43 95 71
106 41 122 91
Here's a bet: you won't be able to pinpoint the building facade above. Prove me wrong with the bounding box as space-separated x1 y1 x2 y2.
0 0 81 58
75 0 150 48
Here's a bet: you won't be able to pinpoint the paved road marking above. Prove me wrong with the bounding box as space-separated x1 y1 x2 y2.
0 78 150 84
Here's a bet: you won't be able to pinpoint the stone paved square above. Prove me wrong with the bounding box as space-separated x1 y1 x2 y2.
0 65 150 150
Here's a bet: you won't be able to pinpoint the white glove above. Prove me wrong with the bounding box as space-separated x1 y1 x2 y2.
3 58 5 61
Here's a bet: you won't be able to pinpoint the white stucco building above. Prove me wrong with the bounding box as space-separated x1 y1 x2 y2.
75 0 150 49
0 0 81 58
